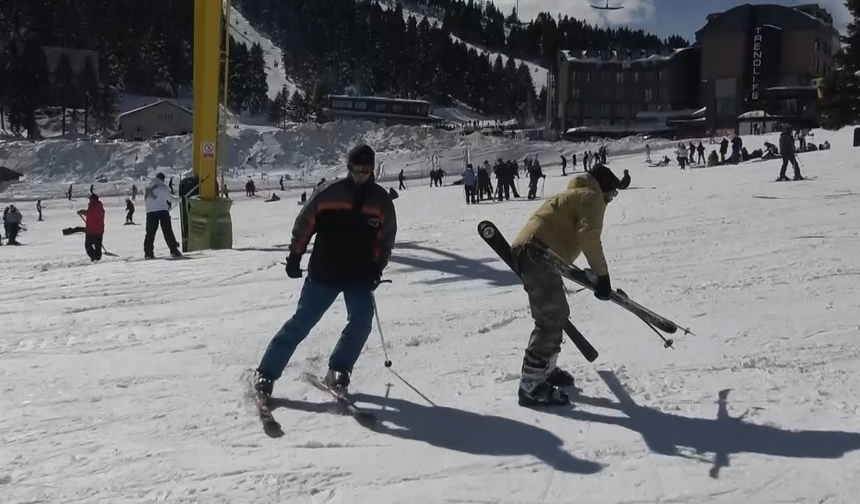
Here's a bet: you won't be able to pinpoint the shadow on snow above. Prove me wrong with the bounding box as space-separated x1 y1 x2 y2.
560 370 860 478
271 394 604 475
390 241 519 287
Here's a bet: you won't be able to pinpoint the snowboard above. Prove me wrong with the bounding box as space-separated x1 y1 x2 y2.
477 220 599 362
526 240 685 335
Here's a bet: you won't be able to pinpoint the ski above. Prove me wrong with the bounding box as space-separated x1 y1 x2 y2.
249 376 283 436
302 372 377 425
527 241 685 335
477 220 599 362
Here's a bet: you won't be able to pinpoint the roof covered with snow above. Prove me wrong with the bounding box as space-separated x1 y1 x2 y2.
118 100 193 119
560 47 695 65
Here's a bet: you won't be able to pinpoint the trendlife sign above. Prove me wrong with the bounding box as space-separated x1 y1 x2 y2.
751 26 763 101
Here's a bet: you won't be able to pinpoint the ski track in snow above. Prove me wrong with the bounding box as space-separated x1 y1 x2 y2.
2 128 860 503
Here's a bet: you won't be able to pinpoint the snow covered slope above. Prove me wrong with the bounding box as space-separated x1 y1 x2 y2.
0 120 672 201
229 5 297 100
3 127 860 503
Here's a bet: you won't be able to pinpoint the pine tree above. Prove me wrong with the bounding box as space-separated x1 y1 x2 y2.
54 53 77 135
819 0 860 129
78 56 99 134
247 43 269 114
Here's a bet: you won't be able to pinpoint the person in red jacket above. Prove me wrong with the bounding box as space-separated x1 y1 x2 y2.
77 194 106 262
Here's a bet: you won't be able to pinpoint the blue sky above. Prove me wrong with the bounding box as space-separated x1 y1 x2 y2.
493 0 851 42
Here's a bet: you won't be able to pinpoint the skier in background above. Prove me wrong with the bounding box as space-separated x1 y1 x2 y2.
132 184 138 201
527 159 545 200
37 200 43 221
398 169 406 190
77 194 105 262
125 198 135 225
778 126 803 181
3 205 23 245
144 173 181 259
560 155 567 176
253 144 397 399
462 163 477 204
67 184 73 201
510 164 621 406
619 169 631 190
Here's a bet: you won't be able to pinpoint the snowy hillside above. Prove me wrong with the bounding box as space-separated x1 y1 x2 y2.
0 119 673 201
2 127 860 503
228 5 297 100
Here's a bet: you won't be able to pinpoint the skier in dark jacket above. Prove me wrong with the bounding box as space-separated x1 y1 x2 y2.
253 144 397 399
527 160 545 200
778 127 802 181
720 137 729 164
619 169 631 189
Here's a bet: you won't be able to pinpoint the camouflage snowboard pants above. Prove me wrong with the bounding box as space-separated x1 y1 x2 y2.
515 244 570 363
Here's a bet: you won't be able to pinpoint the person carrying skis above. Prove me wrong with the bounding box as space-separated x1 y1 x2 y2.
144 173 181 259
77 194 105 262
253 144 397 399
510 164 621 406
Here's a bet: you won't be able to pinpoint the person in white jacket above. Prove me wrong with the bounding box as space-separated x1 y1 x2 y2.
144 173 181 259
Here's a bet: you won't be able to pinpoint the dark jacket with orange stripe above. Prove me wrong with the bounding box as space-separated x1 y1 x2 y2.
290 177 397 288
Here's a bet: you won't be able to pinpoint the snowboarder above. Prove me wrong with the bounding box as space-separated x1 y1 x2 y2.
143 173 181 259
253 144 397 399
778 126 802 181
510 164 621 405
77 194 105 262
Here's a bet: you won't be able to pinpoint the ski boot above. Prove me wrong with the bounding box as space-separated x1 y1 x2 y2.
170 249 183 258
517 354 570 407
323 368 350 395
253 369 274 399
545 352 575 389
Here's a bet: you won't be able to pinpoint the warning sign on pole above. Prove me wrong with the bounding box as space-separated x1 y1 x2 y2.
202 141 216 159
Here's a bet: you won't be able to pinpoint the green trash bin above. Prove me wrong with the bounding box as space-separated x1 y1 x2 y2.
184 196 233 251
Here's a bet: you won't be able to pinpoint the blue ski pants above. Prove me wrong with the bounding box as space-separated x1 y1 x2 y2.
258 277 374 380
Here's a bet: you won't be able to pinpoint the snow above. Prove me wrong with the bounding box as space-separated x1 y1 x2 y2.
228 5 298 100
3 127 860 503
0 120 671 201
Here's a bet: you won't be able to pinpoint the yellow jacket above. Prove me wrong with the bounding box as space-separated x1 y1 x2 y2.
511 174 609 276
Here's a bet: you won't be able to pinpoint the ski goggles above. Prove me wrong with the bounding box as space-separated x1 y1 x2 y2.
348 163 374 175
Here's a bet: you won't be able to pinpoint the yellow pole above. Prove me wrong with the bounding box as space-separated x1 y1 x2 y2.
221 0 232 198
193 0 220 201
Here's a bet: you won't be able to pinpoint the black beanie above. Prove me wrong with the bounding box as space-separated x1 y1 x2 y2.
348 144 375 166
589 164 621 193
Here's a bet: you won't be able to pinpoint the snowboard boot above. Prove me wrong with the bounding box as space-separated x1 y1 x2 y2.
518 353 570 407
793 174 804 181
777 175 790 182
323 368 350 395
253 370 274 399
170 249 183 258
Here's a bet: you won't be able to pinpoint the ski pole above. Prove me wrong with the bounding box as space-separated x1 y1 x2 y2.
371 288 392 368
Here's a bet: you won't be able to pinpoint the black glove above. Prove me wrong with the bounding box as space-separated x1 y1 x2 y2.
285 252 302 279
370 265 383 291
594 275 612 301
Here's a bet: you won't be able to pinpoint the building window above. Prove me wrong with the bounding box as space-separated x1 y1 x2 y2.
157 113 174 121
645 89 653 101
392 104 404 113
616 73 624 84
634 72 640 84
354 101 367 110
333 99 353 109
571 88 580 100
815 36 820 52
